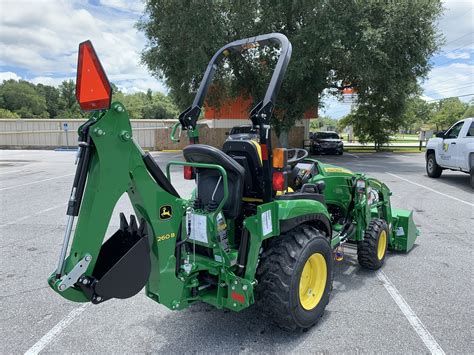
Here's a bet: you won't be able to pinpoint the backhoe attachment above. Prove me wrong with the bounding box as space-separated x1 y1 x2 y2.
48 41 184 307
77 214 151 304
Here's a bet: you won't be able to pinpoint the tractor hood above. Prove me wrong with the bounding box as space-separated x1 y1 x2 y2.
317 162 354 177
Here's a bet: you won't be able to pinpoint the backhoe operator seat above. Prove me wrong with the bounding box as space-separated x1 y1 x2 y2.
222 140 263 199
183 144 245 218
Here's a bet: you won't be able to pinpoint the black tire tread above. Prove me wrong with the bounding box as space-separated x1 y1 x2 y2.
426 153 442 178
357 219 388 270
470 168 473 189
256 225 331 331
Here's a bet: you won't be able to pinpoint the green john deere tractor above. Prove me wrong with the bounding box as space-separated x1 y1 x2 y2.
48 34 418 330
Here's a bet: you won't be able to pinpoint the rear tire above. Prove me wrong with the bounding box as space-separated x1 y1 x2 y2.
470 168 474 189
426 153 442 178
357 219 388 270
256 225 333 331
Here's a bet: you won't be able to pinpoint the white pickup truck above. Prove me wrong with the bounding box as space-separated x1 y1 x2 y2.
425 117 474 188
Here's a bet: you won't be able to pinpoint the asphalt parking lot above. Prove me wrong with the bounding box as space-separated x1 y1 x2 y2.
0 149 472 354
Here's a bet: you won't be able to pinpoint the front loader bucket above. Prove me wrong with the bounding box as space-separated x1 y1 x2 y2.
390 208 419 252
80 214 151 303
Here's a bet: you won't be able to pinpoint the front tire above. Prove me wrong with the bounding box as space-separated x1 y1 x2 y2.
256 225 333 331
426 153 442 178
470 168 474 189
358 219 388 270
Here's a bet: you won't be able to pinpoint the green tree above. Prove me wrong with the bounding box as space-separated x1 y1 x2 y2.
0 108 20 119
113 87 178 119
330 1 442 147
138 0 442 147
431 97 467 130
0 80 49 117
36 84 61 118
57 80 84 118
310 116 339 131
142 92 179 119
400 97 435 132
462 99 474 118
59 80 76 109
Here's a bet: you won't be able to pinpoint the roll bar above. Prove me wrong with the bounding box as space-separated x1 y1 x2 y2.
178 33 292 131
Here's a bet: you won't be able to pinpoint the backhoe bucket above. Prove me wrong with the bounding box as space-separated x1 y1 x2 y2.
390 208 418 252
80 214 151 303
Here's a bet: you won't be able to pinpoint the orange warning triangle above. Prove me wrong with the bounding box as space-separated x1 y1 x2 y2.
75 40 112 111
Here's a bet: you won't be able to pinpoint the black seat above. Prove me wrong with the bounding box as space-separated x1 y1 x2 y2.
183 144 245 218
222 140 263 198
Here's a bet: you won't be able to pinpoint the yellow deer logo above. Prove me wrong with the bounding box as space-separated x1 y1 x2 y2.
159 205 172 219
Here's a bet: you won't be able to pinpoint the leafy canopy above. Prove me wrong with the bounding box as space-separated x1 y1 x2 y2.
138 0 443 145
431 97 468 129
0 79 178 119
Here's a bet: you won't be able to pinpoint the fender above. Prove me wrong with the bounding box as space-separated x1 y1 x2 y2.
277 199 331 237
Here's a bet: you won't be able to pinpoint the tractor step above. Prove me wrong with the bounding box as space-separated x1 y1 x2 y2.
79 213 151 304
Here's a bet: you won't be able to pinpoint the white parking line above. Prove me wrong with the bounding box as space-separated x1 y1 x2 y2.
0 174 74 192
24 304 89 355
346 153 360 159
387 173 473 207
377 270 445 355
0 203 66 228
0 169 22 175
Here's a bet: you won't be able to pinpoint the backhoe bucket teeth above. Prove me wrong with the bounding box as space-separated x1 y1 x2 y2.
80 214 151 304
119 212 129 232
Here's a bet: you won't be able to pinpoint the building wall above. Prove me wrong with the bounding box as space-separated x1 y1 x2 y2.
0 119 172 150
0 118 305 150
204 95 312 143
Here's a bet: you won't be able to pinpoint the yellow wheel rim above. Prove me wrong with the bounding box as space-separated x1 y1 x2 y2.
299 253 327 310
377 230 387 260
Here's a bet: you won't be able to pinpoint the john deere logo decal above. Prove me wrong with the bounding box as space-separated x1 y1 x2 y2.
159 205 172 219
442 143 449 152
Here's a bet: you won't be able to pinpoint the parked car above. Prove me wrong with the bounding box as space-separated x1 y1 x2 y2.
311 131 344 155
225 125 259 142
425 117 474 188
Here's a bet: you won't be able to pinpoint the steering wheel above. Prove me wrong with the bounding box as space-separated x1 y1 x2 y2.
287 148 309 166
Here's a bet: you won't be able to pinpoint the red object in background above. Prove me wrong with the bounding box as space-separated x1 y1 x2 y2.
76 40 112 111
204 95 317 120
272 171 287 191
342 87 355 95
183 166 194 180
204 96 253 119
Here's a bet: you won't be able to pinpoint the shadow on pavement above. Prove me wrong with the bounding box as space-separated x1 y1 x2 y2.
426 172 472 193
135 250 376 353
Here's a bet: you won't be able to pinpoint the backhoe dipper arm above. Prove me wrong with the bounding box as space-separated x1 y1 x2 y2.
49 41 187 307
49 104 186 306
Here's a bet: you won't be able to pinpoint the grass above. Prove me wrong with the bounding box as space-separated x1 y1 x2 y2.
340 133 421 143
344 147 425 154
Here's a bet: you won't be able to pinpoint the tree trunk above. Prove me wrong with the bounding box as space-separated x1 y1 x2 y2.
279 130 289 148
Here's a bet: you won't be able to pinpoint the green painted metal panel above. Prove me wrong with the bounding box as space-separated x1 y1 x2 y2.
391 208 419 252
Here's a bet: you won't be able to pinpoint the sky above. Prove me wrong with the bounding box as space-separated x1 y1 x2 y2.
0 0 472 118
